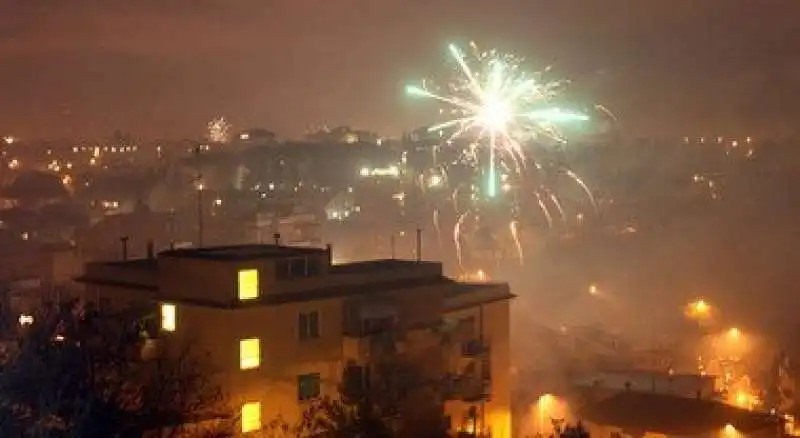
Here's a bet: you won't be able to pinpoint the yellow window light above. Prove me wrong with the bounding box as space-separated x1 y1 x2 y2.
160 303 176 332
239 338 260 370
238 269 259 300
241 401 261 433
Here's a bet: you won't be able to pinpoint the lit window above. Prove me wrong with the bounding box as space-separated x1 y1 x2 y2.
18 314 33 326
239 338 260 370
241 401 261 433
161 303 176 332
238 269 259 300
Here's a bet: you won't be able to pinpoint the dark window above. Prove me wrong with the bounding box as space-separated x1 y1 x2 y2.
342 364 368 399
99 298 111 312
362 316 394 336
289 258 306 277
299 311 320 340
276 260 290 280
306 259 322 276
297 373 321 401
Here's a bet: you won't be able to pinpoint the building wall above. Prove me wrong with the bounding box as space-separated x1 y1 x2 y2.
159 257 250 303
444 298 512 438
573 371 716 400
81 255 509 437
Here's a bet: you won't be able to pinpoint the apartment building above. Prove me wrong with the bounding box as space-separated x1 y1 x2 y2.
77 244 513 437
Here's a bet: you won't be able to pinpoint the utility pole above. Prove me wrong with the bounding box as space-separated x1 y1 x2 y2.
194 144 204 247
120 236 129 261
415 228 422 262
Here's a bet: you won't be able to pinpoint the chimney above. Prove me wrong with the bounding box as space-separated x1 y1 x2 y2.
415 228 422 262
326 243 333 266
120 236 129 261
273 233 281 245
146 240 155 259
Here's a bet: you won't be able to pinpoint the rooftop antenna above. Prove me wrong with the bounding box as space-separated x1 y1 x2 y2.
415 228 422 262
120 236 129 261
194 143 204 247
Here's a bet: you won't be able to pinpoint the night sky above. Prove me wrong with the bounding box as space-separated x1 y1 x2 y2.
1 0 799 139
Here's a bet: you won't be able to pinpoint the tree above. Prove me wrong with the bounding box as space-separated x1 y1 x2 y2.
1 170 69 207
312 330 449 438
262 328 451 438
0 303 233 437
296 397 394 438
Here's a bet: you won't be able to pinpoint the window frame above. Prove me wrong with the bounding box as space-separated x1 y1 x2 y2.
297 373 321 401
240 401 262 433
239 337 261 370
298 310 320 340
237 268 260 301
160 303 176 332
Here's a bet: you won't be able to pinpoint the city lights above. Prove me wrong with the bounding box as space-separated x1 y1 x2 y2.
427 174 444 188
359 165 400 178
18 314 34 326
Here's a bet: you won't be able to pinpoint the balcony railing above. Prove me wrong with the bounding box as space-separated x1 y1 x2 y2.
460 339 490 357
444 373 491 402
342 329 403 362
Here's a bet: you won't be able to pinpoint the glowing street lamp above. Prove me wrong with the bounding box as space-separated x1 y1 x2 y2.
538 394 553 435
727 327 741 341
685 298 712 322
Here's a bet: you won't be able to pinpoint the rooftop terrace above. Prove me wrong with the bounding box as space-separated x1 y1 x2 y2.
158 244 328 261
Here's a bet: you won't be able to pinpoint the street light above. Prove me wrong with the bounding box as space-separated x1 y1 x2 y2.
727 327 741 341
538 394 553 435
685 298 712 321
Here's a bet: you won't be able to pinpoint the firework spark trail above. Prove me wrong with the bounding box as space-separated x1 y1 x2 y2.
564 169 598 214
548 192 568 228
594 104 619 124
535 191 554 229
406 42 588 198
453 211 469 269
509 220 524 265
432 208 443 247
408 42 596 269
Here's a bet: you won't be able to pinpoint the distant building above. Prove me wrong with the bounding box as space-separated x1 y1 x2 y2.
580 391 780 437
573 369 716 401
0 242 85 319
77 244 513 436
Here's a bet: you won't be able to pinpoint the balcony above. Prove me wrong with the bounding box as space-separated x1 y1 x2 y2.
342 329 403 362
460 339 490 357
445 372 491 402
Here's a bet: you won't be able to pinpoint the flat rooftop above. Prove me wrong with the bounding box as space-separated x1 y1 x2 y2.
330 259 441 275
158 244 328 261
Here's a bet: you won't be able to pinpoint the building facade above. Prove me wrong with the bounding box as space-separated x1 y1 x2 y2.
77 244 513 437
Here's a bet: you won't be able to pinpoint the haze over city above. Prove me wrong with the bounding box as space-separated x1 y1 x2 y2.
2 1 800 437
3 0 800 138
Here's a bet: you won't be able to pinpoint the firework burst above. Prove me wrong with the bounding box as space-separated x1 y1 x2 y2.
207 116 232 143
407 42 595 271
